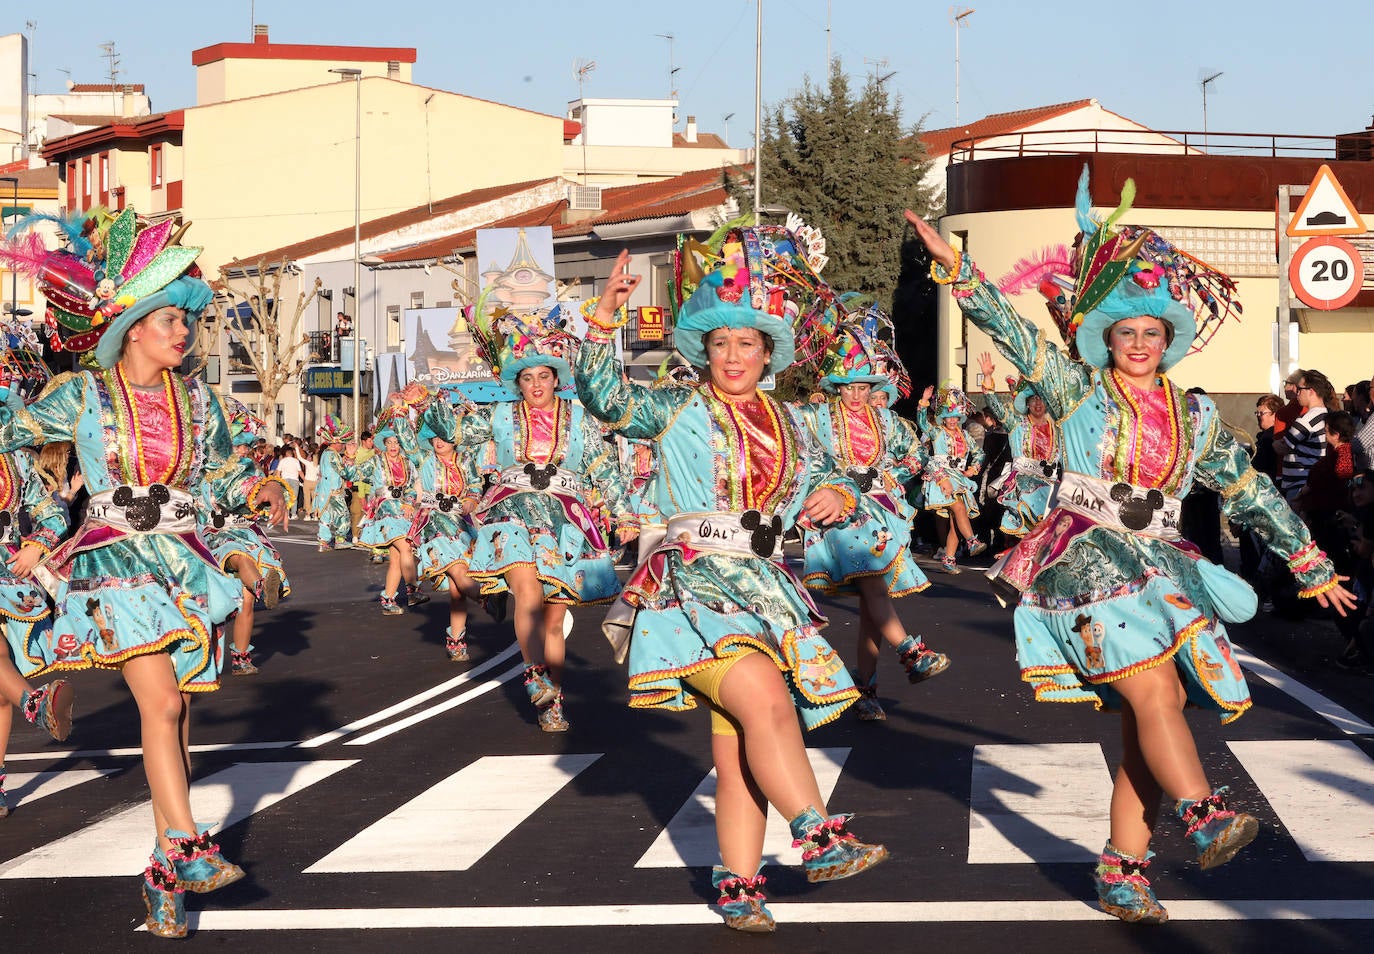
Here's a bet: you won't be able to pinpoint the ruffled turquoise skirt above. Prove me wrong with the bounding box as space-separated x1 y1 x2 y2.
1013 526 1256 722
416 511 474 582
359 498 415 548
204 524 291 598
468 492 620 604
997 472 1056 537
40 534 242 692
619 546 857 729
802 493 929 596
2 573 54 678
923 469 980 517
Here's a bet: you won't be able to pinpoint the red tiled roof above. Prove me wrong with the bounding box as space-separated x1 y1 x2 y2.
47 113 127 125
378 166 742 263
233 178 565 266
920 99 1096 157
563 119 582 142
192 36 416 67
69 83 146 93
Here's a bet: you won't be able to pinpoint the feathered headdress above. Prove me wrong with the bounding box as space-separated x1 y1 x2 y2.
934 384 973 420
223 397 267 447
994 167 1241 369
669 219 843 373
0 206 210 369
315 414 355 445
467 276 577 392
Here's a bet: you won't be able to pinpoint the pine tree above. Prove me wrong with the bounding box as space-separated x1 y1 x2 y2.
730 60 945 400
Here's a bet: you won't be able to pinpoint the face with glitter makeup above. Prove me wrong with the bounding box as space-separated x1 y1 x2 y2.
123 306 190 371
836 382 873 413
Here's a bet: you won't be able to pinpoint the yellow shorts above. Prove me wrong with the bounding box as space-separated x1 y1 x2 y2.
681 651 756 737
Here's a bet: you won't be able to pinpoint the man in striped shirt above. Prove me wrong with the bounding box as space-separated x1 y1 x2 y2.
1276 369 1335 502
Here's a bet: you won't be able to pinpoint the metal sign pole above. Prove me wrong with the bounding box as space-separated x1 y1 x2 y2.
1275 183 1306 388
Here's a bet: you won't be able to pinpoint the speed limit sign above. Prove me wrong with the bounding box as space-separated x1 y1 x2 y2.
1289 236 1364 310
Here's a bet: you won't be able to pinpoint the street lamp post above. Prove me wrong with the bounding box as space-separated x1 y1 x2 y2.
1 176 19 319
330 67 363 432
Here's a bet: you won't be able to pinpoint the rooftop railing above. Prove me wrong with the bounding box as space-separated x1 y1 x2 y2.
948 128 1363 164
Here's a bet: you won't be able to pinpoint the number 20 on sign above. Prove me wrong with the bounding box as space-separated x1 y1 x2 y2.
1289 236 1364 310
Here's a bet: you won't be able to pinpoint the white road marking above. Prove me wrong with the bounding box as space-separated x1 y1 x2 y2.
169 898 1374 931
299 642 522 748
344 661 527 745
1234 644 1374 735
305 753 601 872
1229 739 1374 861
968 743 1112 863
635 748 849 868
0 769 117 808
0 760 357 879
4 740 299 762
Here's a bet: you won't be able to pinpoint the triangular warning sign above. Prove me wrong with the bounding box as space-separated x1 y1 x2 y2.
1288 164 1367 237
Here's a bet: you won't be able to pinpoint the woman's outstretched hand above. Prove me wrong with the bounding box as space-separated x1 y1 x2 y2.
904 210 959 270
595 249 643 323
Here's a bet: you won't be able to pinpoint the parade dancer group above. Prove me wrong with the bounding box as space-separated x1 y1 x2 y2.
0 176 1357 936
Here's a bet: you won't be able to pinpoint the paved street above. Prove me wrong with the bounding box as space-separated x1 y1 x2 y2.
3 523 1374 952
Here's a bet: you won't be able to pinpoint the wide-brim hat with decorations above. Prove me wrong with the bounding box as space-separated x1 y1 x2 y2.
935 384 973 420
1 207 212 369
315 414 355 445
995 166 1240 372
224 397 267 447
468 289 578 391
1006 375 1044 415
819 294 912 397
669 218 843 376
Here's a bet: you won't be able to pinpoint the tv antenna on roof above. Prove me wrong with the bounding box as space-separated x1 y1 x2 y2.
573 59 597 184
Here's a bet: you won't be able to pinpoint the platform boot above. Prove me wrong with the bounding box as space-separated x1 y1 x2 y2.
788 807 889 882
1175 786 1259 870
21 680 75 742
895 635 950 683
712 865 775 932
1094 842 1168 923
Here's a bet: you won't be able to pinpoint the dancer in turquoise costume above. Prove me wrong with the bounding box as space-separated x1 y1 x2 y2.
578 239 888 934
0 208 288 937
906 169 1355 925
202 399 293 676
976 351 1061 538
358 405 430 616
390 385 491 662
917 384 987 572
424 296 635 733
0 395 76 818
797 308 948 722
314 415 355 551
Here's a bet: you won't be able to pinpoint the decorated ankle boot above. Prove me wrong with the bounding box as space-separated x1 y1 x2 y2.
938 552 961 574
142 855 187 939
380 591 404 616
0 764 8 819
1094 842 1168 923
1175 786 1258 870
445 626 469 662
406 583 430 607
230 648 258 676
537 691 569 733
896 635 950 684
788 807 889 883
851 670 886 722
712 865 775 932
164 826 246 893
523 663 558 707
21 679 75 742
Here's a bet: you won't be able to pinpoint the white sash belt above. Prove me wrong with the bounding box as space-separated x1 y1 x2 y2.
664 510 784 560
493 464 585 496
88 485 198 534
1051 471 1182 541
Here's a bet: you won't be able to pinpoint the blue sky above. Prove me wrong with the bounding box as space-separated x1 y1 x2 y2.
11 1 1374 141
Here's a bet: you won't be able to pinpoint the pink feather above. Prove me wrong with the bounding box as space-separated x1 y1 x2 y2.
0 232 54 278
996 245 1074 297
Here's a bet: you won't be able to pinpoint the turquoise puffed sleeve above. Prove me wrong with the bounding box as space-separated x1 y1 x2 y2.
982 389 1018 430
574 338 692 439
578 413 637 529
18 451 67 553
885 412 926 485
1192 411 1336 592
938 257 1094 420
0 372 85 452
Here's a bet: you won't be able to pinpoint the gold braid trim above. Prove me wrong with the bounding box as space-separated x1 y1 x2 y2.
1024 328 1050 385
1298 577 1340 599
1218 466 1259 501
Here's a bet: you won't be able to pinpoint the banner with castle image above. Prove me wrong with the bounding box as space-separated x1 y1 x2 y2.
405 226 570 402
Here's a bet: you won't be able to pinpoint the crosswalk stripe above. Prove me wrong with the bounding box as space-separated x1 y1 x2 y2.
304 753 602 873
1228 739 1374 862
175 898 1374 931
968 743 1112 864
0 769 117 810
0 760 357 879
1234 644 1374 735
635 747 849 868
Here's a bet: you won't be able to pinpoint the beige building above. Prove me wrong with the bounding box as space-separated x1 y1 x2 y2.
563 97 749 186
934 122 1374 415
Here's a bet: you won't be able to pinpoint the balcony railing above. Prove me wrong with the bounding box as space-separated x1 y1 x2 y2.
948 128 1350 165
306 330 341 364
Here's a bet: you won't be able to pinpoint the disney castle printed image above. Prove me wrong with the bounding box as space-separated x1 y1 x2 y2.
407 227 558 387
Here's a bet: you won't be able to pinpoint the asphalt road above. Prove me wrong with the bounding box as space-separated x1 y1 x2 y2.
3 523 1374 952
